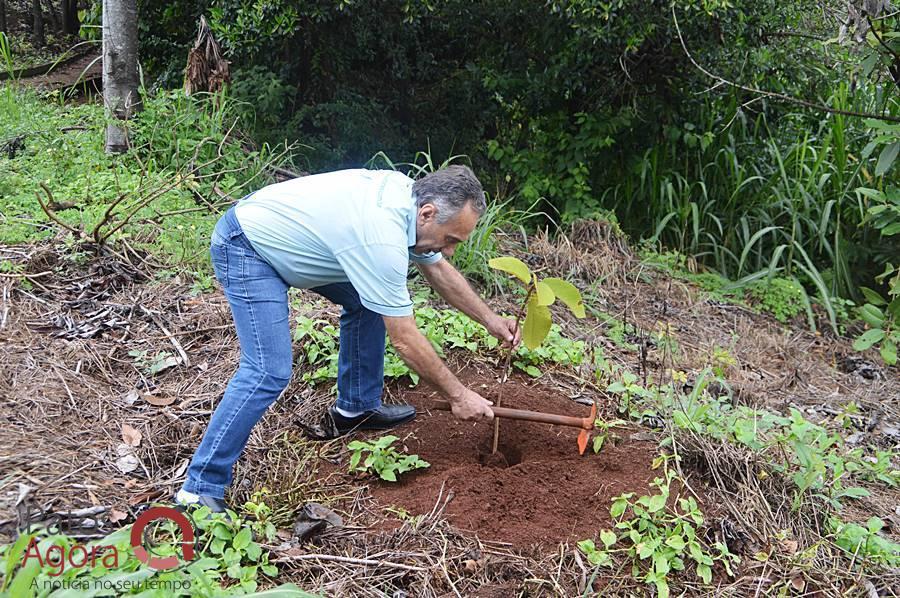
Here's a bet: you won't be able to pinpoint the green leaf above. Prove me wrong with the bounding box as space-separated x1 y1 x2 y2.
838 487 870 500
245 541 262 561
665 535 686 550
697 562 712 584
380 468 397 482
859 304 886 328
860 287 888 306
233 527 252 550
524 365 542 377
600 530 617 548
647 494 667 513
880 338 897 365
876 141 900 176
488 256 531 284
610 499 628 518
592 434 605 453
349 450 362 470
535 281 555 306
867 517 885 533
542 277 586 317
853 328 885 351
522 297 552 350
577 539 596 553
655 577 670 598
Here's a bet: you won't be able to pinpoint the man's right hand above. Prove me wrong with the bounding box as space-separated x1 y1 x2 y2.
449 389 494 421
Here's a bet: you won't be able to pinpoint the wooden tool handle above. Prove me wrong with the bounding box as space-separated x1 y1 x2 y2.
430 400 591 430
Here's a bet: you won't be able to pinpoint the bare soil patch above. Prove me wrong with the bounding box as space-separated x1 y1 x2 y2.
363 371 660 548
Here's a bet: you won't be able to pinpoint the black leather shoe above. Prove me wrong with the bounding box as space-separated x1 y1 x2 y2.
173 492 229 514
328 404 416 435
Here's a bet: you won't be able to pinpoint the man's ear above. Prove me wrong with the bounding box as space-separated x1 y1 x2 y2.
418 203 438 224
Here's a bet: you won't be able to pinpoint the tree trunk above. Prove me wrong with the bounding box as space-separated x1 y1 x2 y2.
43 0 60 33
102 0 141 154
32 0 45 46
61 0 80 35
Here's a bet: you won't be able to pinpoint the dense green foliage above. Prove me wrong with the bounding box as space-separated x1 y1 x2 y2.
126 0 900 315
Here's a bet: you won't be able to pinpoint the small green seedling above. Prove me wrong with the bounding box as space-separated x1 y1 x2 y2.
592 417 628 453
487 256 586 453
853 263 899 365
347 435 430 482
488 256 586 349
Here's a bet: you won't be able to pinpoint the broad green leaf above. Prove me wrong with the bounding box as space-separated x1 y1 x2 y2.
610 499 628 518
876 141 900 176
860 287 888 306
880 338 897 365
655 578 670 598
542 277 586 317
524 364 542 377
888 297 900 318
522 297 552 350
380 468 397 482
867 517 885 533
838 487 870 499
600 530 617 547
647 493 667 513
577 539 596 553
665 535 686 550
853 328 885 351
593 434 605 453
488 256 531 284
859 304 886 328
233 527 252 550
697 562 712 584
535 281 555 306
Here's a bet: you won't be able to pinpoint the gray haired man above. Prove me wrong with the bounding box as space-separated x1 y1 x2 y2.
176 166 520 512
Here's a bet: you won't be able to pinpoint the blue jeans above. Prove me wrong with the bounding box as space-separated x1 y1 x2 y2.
183 207 387 498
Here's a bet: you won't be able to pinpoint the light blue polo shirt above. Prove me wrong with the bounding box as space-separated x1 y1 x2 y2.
234 169 442 317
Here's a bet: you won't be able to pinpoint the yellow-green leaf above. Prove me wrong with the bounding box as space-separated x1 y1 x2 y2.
542 277 585 317
522 297 552 349
535 281 555 306
488 256 531 284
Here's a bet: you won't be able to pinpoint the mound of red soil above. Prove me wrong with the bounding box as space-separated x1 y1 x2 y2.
367 373 661 548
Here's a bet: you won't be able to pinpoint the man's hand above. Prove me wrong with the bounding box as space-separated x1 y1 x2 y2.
450 389 494 421
486 315 521 349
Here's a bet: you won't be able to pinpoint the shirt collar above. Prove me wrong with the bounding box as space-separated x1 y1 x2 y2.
406 194 418 249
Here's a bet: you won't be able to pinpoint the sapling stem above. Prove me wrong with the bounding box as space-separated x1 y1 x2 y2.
491 285 533 454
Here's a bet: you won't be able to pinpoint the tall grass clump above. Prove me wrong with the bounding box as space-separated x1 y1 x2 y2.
598 82 900 331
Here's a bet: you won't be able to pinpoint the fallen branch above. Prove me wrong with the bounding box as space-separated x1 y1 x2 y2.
36 183 82 236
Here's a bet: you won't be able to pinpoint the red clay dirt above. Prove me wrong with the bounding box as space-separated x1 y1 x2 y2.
362 371 661 548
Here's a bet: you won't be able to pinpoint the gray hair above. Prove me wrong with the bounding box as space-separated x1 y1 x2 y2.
412 165 486 224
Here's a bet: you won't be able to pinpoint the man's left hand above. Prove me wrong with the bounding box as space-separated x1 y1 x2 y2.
486 315 521 349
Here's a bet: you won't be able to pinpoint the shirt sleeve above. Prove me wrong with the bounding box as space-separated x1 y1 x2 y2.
334 244 414 317
409 250 443 265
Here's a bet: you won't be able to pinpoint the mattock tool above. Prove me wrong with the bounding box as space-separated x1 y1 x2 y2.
431 400 598 455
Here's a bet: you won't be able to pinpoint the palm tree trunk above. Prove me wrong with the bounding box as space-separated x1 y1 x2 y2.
102 0 142 154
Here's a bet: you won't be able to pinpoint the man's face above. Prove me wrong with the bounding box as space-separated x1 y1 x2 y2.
414 201 479 258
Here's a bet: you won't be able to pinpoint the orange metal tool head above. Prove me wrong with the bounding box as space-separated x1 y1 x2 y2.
577 402 597 455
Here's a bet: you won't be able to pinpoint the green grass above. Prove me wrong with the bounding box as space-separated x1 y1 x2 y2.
0 86 284 271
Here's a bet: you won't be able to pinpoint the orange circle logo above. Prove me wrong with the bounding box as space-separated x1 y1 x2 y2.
130 507 195 570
